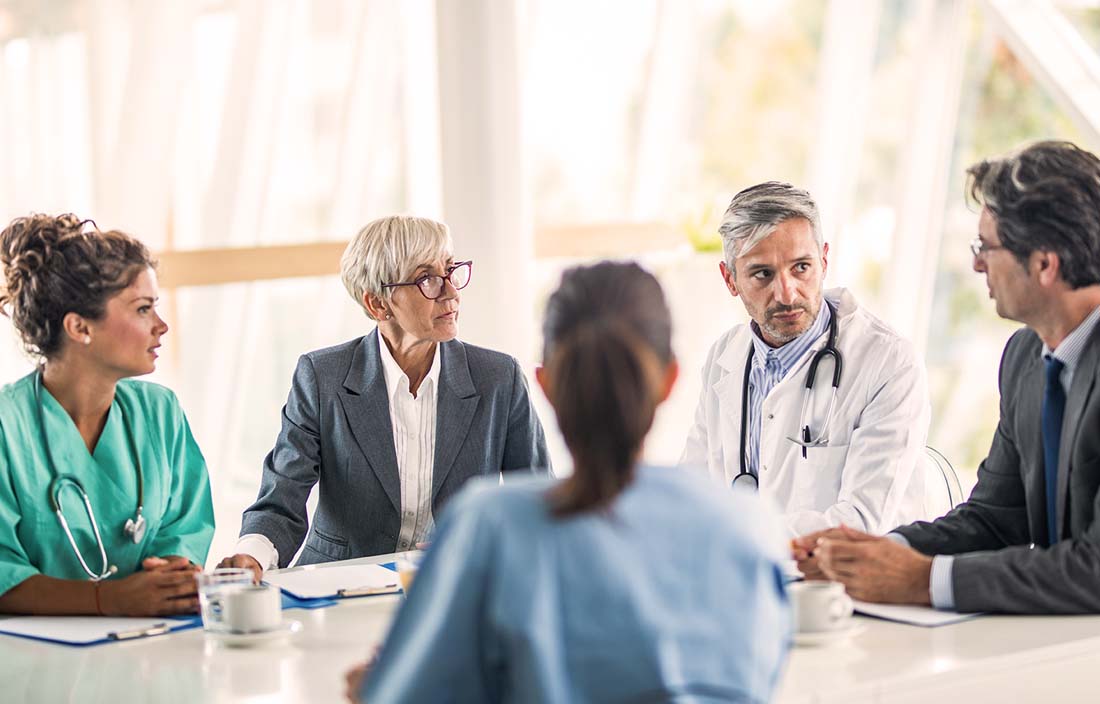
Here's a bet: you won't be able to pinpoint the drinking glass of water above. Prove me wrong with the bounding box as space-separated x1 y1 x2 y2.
195 568 254 632
395 552 424 595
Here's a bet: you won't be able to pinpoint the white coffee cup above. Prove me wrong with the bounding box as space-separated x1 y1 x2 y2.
220 585 282 634
196 568 252 634
789 581 853 633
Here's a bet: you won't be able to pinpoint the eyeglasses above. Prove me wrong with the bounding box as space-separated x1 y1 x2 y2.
970 238 1006 259
381 261 473 300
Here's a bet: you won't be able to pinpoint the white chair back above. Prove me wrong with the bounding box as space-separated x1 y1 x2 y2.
923 446 964 519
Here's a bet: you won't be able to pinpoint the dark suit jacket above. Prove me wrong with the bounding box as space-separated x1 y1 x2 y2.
897 325 1100 613
240 331 551 565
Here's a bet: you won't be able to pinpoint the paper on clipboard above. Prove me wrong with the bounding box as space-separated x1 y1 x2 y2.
265 563 400 599
0 615 197 646
853 600 983 627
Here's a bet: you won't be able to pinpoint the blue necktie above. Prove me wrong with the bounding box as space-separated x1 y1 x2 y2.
1041 355 1066 546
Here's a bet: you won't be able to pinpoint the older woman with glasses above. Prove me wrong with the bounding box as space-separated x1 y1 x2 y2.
218 216 550 578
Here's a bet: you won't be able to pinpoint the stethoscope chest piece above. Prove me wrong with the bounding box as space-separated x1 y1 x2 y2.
125 512 147 544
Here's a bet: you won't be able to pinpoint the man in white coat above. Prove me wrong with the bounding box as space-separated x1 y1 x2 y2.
681 181 932 536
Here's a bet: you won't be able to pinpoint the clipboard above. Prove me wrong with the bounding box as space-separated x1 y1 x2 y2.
0 588 345 648
264 562 401 601
280 590 339 609
0 615 201 647
853 600 985 627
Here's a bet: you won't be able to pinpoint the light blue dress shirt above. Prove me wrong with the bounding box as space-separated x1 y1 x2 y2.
902 305 1100 610
361 465 791 703
746 302 832 476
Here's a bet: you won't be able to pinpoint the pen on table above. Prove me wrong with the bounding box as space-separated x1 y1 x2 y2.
337 583 401 598
108 622 171 640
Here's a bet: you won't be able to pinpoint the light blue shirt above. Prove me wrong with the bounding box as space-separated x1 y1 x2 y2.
907 304 1100 610
362 465 791 703
746 301 832 476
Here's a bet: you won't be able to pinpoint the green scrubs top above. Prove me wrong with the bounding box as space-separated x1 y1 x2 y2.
0 372 215 595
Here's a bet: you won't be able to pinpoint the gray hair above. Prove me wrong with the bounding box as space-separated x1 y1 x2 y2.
967 140 1100 289
718 181 823 271
340 215 453 319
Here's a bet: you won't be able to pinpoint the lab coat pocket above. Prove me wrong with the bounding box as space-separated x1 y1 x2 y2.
796 443 850 507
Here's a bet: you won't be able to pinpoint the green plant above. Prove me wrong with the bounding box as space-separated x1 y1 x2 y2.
681 202 723 253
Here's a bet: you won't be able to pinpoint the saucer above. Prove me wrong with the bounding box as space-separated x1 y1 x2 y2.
792 622 865 647
205 620 302 647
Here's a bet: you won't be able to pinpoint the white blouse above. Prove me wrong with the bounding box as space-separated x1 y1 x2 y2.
377 332 440 552
235 332 440 568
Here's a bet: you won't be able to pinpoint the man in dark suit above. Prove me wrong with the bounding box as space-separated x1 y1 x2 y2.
792 140 1100 613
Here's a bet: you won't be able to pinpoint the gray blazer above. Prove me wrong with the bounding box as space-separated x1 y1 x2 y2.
240 330 551 565
896 325 1100 613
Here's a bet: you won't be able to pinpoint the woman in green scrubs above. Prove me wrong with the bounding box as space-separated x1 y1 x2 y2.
0 214 214 616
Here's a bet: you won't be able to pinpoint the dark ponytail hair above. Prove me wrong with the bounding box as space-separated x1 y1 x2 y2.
0 213 156 359
541 261 672 517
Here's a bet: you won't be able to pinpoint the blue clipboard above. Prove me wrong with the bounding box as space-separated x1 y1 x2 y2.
266 561 401 602
0 615 202 647
0 584 354 647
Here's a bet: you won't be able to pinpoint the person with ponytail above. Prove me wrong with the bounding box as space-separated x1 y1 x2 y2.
0 214 214 616
346 261 791 703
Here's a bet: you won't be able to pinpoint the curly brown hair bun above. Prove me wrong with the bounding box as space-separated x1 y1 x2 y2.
0 213 157 359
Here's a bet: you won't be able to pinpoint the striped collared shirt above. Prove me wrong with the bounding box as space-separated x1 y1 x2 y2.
746 301 832 477
1041 304 1100 393
378 332 441 551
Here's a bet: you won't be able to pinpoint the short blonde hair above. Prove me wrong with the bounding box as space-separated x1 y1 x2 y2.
340 215 453 319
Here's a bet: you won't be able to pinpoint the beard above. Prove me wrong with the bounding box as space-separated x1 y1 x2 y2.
757 301 819 346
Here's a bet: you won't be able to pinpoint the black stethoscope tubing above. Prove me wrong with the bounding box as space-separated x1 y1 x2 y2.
735 300 842 487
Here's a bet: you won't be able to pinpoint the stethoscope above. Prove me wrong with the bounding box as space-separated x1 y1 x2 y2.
35 371 146 581
733 301 843 490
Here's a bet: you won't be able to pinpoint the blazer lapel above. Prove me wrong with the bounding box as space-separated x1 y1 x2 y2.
432 340 480 499
338 330 401 513
1017 353 1047 542
1056 324 1100 538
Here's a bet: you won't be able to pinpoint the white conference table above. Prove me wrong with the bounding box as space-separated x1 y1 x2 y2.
3 553 1100 703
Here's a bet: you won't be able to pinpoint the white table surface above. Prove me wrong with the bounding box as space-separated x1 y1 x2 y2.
776 611 1100 703
3 554 1100 703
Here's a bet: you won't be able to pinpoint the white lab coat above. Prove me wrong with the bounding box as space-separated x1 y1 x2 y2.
681 288 932 536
